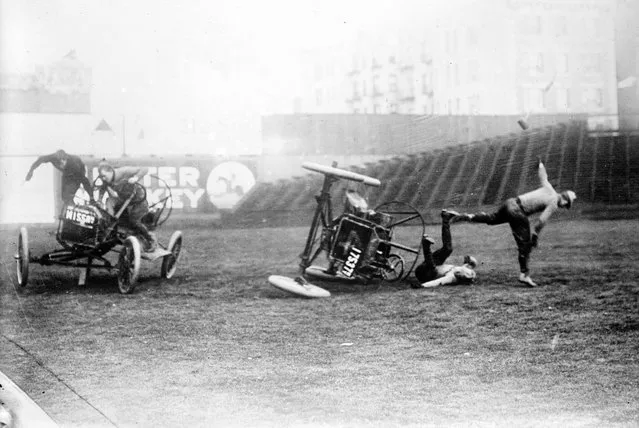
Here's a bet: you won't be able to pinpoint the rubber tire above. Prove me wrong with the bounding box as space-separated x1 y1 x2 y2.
268 275 331 298
118 236 141 294
301 162 381 187
161 231 183 279
382 254 405 282
16 227 29 287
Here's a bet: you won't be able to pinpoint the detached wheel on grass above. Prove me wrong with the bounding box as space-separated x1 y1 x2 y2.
161 231 183 279
15 227 29 287
118 236 141 294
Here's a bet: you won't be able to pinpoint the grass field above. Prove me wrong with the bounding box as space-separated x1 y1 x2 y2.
1 219 638 427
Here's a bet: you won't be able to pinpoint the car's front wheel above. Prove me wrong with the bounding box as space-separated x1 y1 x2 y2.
117 236 141 294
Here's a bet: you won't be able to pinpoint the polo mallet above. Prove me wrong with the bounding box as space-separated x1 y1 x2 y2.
518 73 556 130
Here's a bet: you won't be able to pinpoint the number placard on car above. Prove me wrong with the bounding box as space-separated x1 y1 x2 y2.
64 206 97 228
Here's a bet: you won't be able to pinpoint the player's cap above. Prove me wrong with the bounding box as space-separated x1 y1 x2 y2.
560 190 576 209
98 160 114 173
463 255 477 268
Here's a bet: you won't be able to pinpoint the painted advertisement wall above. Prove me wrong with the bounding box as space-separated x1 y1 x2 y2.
0 155 258 224
84 156 258 214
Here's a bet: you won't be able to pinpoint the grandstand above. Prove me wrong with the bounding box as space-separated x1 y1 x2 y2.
227 120 639 227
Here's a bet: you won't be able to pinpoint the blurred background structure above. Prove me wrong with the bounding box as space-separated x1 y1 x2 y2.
0 0 637 223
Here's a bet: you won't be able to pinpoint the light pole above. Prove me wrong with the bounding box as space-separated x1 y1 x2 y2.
122 114 127 157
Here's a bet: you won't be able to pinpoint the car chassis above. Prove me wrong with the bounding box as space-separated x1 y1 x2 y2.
14 177 183 294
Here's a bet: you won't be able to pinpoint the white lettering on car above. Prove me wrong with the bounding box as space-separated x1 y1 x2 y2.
341 247 362 277
66 207 96 227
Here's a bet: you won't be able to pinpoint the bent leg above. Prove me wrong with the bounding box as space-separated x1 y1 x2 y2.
432 219 453 265
126 201 155 249
414 236 438 283
455 199 518 225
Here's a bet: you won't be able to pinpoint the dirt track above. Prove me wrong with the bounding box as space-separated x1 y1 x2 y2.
1 220 638 427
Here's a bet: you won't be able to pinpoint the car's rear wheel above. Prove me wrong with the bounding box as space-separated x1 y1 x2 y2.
161 231 183 279
382 254 404 282
15 227 29 287
117 236 141 294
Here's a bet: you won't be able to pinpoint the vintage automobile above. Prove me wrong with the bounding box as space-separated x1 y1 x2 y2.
268 162 425 298
14 177 183 294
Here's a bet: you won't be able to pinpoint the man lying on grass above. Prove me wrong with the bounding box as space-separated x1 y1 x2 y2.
413 210 478 288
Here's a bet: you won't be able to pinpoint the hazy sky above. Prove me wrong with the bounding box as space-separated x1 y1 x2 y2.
0 0 419 105
0 0 452 152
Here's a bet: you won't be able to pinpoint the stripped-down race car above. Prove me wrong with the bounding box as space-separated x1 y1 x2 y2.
14 177 183 294
269 162 425 298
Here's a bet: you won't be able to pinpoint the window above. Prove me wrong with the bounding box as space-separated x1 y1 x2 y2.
373 75 380 95
351 81 359 98
558 54 569 73
582 87 603 109
557 88 571 110
454 63 460 85
420 42 431 64
373 104 380 114
536 53 544 73
467 27 478 46
556 16 568 36
315 88 323 106
468 60 479 82
455 98 461 113
421 73 433 95
469 94 481 114
389 74 398 93
362 80 367 96
581 53 601 74
390 103 398 113
521 16 542 34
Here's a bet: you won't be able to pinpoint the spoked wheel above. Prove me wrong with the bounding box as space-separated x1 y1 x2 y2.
117 236 141 294
15 227 29 287
161 231 183 279
382 254 405 282
373 201 426 281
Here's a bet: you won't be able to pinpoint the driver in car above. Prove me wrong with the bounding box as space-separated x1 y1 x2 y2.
97 161 157 252
413 210 478 288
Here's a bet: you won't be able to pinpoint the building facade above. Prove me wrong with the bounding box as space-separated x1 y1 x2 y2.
297 0 618 118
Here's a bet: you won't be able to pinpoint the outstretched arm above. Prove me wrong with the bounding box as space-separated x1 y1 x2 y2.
531 205 556 246
537 160 551 188
25 153 56 181
119 166 149 183
421 272 458 288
